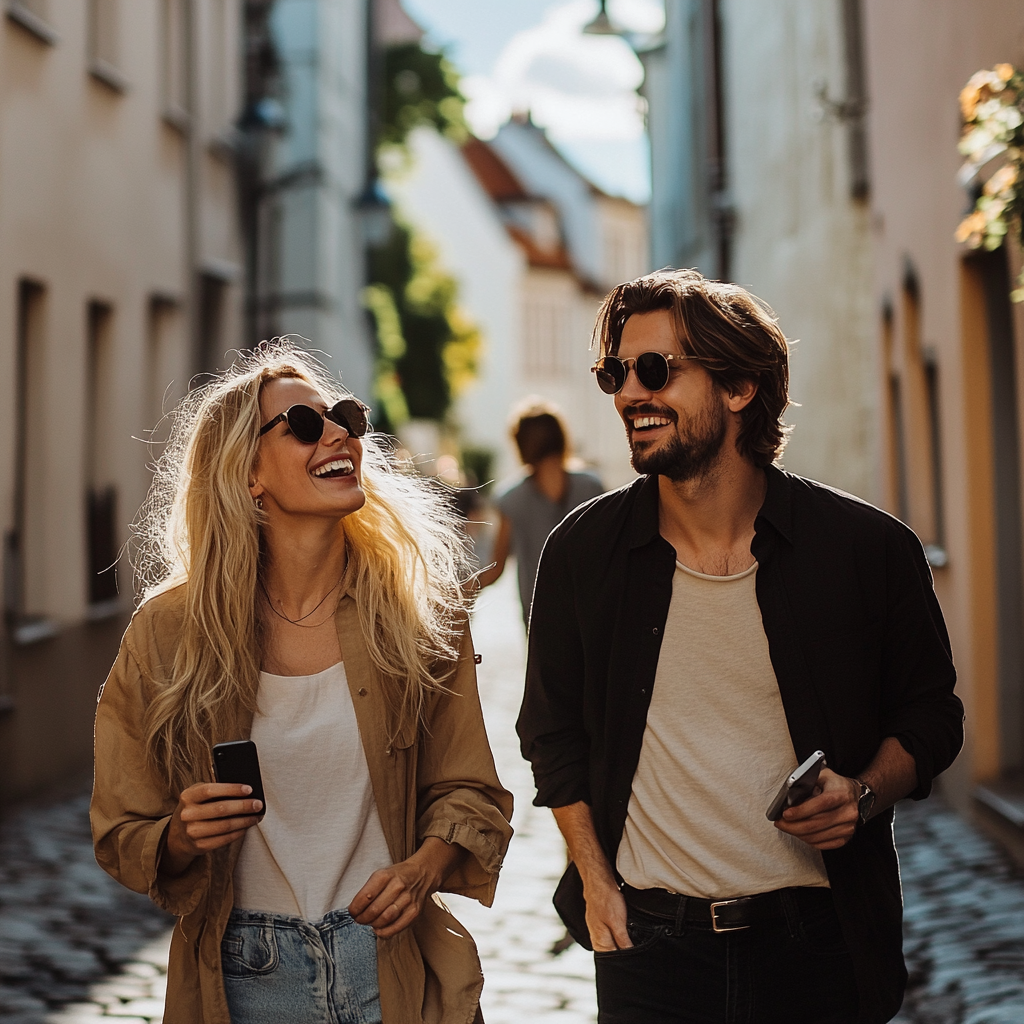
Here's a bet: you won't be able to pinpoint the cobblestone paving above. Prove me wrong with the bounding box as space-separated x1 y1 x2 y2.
0 785 172 1023
890 799 1024 1024
2 571 1024 1023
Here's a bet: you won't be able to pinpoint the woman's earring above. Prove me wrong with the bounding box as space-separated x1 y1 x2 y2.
254 496 263 510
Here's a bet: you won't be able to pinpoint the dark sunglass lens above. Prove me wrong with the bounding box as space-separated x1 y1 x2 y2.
636 352 670 392
595 358 626 395
327 400 369 438
286 405 325 444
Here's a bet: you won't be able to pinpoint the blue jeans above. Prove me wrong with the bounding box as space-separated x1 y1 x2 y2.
221 908 382 1024
594 888 860 1023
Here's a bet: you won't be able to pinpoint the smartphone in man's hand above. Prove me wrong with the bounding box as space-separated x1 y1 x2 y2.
766 750 826 821
212 740 266 818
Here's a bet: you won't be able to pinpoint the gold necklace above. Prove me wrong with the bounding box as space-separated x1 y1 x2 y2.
259 576 342 628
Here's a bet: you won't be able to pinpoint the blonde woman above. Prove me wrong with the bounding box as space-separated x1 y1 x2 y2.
91 342 513 1024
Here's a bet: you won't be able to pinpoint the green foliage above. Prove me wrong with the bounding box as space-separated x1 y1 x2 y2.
381 43 468 150
365 40 479 427
460 445 495 493
366 220 480 425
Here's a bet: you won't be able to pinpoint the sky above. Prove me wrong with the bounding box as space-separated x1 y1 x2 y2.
400 0 665 204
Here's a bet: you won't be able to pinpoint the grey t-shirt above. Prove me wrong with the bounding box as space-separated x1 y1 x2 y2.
496 470 605 624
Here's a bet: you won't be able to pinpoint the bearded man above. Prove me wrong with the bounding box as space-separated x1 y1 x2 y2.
516 269 963 1024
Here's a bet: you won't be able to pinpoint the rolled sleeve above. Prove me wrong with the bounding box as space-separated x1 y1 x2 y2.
416 625 513 907
879 524 964 798
91 638 213 918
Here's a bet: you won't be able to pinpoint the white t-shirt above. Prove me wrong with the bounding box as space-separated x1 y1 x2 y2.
232 662 393 922
616 561 829 899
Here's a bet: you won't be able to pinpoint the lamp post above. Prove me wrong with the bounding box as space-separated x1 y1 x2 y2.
583 0 617 36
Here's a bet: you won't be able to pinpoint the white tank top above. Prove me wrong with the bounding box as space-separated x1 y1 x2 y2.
232 662 393 921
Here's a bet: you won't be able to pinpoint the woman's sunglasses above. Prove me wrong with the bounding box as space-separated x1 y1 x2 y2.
591 352 702 395
259 399 371 443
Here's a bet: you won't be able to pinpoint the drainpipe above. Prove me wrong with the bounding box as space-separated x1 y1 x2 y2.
184 0 202 372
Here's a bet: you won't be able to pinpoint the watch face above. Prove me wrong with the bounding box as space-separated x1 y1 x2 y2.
858 788 875 823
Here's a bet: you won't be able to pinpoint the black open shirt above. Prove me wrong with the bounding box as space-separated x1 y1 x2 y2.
517 467 963 1024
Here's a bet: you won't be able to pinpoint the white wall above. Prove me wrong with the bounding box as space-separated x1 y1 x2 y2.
388 128 525 480
389 128 638 488
722 0 878 500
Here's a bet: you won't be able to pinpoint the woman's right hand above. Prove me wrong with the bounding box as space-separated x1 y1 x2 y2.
161 783 263 877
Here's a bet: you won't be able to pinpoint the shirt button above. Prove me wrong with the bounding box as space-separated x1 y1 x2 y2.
652 627 659 635
357 687 368 696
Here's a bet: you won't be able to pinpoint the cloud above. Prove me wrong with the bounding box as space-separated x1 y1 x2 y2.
463 0 663 143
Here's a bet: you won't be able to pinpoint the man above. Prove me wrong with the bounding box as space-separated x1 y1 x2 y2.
517 270 963 1024
477 399 604 628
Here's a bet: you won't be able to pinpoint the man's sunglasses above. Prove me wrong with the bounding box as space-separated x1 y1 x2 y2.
258 399 371 443
591 352 702 395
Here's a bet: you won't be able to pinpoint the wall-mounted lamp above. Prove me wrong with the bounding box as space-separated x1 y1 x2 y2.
354 178 393 246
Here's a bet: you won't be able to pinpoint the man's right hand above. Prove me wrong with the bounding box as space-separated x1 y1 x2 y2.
162 782 263 877
583 876 632 951
551 801 633 952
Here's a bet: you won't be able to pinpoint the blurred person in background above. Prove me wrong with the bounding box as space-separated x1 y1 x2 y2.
518 270 963 1024
91 342 513 1024
476 399 604 628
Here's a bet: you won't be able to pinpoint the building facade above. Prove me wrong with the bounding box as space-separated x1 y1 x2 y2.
389 121 647 488
864 0 1024 854
254 0 376 403
0 0 244 802
641 0 878 502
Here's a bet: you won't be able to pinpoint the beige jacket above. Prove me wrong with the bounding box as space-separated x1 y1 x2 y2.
91 583 513 1024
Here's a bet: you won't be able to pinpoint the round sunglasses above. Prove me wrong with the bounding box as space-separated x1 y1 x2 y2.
591 352 703 395
258 398 371 443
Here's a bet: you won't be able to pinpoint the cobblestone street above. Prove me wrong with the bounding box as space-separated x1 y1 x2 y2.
2 571 1024 1023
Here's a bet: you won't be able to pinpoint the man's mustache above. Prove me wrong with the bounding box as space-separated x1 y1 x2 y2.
622 403 678 424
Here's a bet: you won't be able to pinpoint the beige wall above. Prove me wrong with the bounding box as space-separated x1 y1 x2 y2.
864 0 1024 815
722 0 878 502
0 0 243 802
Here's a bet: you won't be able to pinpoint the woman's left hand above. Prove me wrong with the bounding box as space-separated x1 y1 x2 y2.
349 837 468 938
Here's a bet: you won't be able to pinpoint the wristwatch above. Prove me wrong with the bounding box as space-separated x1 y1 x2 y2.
855 779 876 826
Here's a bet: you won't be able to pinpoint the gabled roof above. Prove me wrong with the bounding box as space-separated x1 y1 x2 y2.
462 137 530 202
461 135 576 273
505 225 572 271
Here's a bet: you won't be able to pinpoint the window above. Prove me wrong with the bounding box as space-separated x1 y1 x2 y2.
88 0 126 91
6 0 58 45
146 295 185 440
209 0 233 129
923 358 946 563
883 298 909 522
199 272 228 372
85 302 119 610
161 0 189 126
523 299 573 377
6 280 56 642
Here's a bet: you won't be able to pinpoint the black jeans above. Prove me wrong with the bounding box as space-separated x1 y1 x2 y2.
594 888 860 1024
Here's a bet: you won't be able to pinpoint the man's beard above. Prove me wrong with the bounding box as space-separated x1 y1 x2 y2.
628 399 728 482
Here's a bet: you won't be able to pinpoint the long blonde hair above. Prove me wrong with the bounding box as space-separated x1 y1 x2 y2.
134 340 471 794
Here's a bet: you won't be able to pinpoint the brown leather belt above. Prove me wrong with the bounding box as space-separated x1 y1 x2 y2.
621 883 831 934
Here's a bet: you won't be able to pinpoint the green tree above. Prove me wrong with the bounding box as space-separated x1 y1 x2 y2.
364 42 477 432
365 220 479 432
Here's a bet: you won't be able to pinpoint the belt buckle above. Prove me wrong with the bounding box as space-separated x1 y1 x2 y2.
709 898 751 933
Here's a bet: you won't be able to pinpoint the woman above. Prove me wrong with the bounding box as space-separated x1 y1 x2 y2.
91 341 513 1024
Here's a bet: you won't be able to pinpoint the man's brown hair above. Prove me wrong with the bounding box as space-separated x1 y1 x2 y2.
509 398 568 467
593 269 792 468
